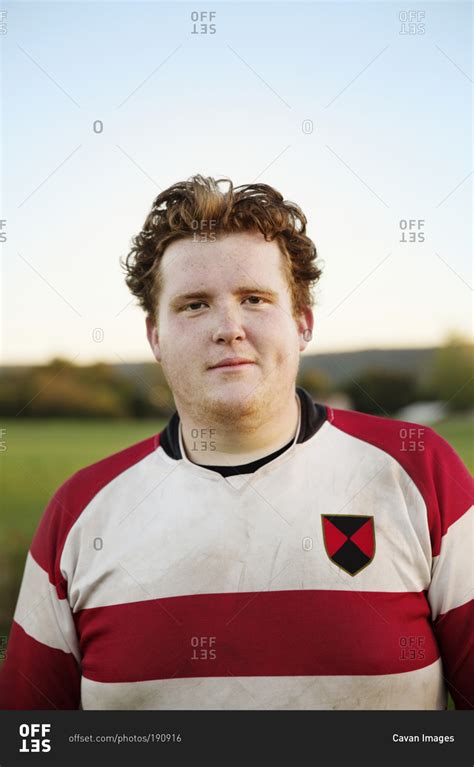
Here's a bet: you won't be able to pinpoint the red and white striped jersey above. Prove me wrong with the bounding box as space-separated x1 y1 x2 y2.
1 388 473 710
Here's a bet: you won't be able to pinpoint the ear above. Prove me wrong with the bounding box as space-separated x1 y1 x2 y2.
297 307 314 352
146 315 161 363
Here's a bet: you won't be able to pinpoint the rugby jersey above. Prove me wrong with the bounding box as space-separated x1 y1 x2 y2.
1 387 473 710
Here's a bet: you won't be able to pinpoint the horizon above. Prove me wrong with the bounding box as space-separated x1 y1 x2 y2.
0 340 460 370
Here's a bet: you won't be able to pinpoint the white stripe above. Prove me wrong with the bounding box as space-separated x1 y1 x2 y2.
60 428 434 612
429 506 474 619
81 659 446 710
13 552 81 662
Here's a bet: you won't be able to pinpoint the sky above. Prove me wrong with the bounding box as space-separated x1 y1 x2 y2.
1 0 472 365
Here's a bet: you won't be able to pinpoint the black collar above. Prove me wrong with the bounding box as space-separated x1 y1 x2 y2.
159 387 327 473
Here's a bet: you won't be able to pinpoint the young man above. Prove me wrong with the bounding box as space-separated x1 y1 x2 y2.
1 176 472 710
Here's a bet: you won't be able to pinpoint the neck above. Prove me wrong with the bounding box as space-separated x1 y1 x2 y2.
179 390 300 467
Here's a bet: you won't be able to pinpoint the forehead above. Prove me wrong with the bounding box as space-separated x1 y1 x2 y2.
159 231 288 296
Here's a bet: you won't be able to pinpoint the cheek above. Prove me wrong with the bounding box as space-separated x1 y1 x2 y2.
160 318 208 364
254 313 298 345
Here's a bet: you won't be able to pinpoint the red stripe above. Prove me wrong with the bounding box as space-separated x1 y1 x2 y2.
30 433 160 598
330 409 474 556
0 622 81 710
74 589 440 683
434 600 474 710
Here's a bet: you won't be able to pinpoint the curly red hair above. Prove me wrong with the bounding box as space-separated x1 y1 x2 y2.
122 174 322 319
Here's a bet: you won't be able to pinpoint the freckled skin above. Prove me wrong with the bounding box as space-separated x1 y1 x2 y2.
146 231 314 464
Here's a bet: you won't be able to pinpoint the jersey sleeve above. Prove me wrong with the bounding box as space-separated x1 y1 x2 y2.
0 479 82 709
424 429 474 710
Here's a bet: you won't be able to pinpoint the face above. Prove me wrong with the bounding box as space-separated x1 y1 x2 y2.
146 230 314 426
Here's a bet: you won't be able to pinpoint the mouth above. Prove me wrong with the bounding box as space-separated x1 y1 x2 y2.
209 360 255 371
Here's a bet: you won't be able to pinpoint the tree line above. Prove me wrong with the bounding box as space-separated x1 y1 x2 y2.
0 335 472 418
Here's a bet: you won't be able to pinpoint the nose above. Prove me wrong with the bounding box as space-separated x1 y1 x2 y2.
211 303 246 344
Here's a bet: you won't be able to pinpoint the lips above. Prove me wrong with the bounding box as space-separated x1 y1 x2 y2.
210 358 255 369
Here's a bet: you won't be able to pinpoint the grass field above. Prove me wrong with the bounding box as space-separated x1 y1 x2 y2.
0 415 471 709
431 418 474 470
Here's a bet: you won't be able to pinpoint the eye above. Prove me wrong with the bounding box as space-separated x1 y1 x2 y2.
183 301 207 311
244 296 266 305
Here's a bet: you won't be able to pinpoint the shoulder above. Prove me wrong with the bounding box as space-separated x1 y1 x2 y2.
327 406 473 548
67 431 160 497
30 432 160 584
327 406 460 470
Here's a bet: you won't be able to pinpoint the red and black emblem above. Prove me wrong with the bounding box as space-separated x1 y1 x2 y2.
321 515 375 576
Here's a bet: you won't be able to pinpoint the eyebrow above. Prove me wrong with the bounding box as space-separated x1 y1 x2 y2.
169 286 279 306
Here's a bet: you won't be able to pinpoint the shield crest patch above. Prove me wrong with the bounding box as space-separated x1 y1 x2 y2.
321 515 375 576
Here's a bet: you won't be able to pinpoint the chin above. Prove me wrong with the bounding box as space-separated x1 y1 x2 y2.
206 382 263 420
